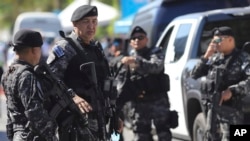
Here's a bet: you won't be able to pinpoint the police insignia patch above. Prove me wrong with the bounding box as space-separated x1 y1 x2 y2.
53 46 65 58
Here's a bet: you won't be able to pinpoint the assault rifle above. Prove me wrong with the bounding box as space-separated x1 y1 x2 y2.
80 62 120 141
80 62 108 140
34 62 94 140
203 66 224 141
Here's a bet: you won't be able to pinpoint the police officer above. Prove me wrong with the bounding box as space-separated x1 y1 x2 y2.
47 5 122 141
116 26 172 141
1 29 58 141
191 26 250 141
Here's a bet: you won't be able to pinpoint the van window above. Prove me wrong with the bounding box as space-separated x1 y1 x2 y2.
172 23 192 62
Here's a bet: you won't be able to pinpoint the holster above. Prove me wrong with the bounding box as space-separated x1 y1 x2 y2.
169 110 178 129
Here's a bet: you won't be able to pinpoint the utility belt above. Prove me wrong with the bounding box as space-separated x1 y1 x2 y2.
201 79 215 94
131 72 170 94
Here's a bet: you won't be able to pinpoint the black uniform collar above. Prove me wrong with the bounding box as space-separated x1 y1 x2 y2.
13 59 34 68
223 48 238 59
136 46 150 56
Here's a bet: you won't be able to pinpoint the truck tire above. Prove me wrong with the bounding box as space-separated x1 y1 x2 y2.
193 113 206 141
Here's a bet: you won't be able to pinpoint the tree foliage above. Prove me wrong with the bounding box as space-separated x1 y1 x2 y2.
95 0 120 38
0 0 119 38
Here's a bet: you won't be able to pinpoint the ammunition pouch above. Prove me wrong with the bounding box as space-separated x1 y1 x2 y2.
104 77 118 100
169 110 178 129
131 72 170 96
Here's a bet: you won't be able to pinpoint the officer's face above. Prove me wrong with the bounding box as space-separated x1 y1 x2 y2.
212 35 234 54
73 16 98 44
130 33 148 50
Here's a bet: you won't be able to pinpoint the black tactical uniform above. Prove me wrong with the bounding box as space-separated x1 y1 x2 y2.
191 27 250 141
1 29 58 141
116 44 172 141
47 5 121 140
47 32 109 140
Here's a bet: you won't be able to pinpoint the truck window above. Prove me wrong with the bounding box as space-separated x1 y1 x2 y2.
160 26 173 54
172 23 191 62
198 18 250 58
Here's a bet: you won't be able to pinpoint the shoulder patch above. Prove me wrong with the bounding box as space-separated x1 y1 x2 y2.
52 46 65 58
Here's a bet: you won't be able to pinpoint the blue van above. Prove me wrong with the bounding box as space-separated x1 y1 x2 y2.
130 0 250 47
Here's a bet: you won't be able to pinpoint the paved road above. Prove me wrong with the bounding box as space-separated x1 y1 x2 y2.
0 91 182 141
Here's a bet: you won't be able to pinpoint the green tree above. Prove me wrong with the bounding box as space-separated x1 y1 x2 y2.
0 0 119 39
96 0 120 39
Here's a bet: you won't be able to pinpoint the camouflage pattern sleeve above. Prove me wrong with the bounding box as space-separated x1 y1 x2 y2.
190 56 211 79
46 40 76 79
18 70 57 140
135 50 164 74
228 52 250 96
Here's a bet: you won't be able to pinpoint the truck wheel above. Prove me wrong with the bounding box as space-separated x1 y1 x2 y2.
193 113 206 141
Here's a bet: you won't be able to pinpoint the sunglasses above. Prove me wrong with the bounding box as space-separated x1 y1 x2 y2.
212 36 228 44
213 38 222 44
131 35 145 40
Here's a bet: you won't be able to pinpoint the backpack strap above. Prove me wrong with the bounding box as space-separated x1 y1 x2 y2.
59 31 111 77
59 31 87 61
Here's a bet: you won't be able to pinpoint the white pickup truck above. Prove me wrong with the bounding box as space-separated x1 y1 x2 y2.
155 6 250 141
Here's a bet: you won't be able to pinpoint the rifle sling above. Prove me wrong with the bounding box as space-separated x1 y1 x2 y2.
59 31 87 61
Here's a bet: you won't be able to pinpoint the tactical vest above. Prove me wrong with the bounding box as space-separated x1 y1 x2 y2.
3 63 32 121
62 37 110 104
2 63 34 139
129 47 170 96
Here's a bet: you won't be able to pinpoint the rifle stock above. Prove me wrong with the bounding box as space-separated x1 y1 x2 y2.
204 67 224 141
80 62 121 140
34 62 95 139
80 62 108 140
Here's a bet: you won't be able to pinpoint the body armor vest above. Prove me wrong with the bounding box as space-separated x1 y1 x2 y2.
64 40 109 104
129 48 169 95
